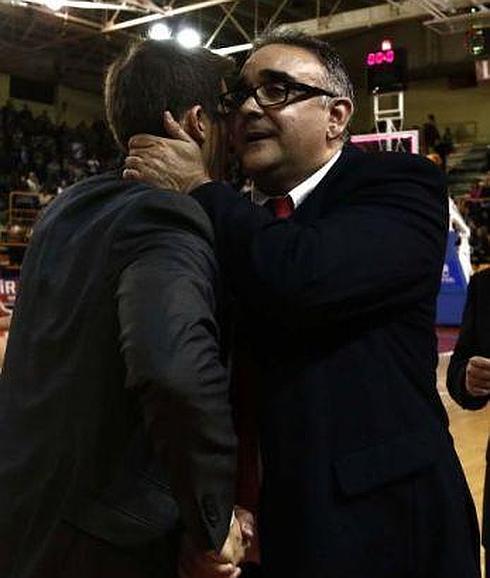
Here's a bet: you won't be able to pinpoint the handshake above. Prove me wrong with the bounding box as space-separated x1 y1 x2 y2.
179 507 255 578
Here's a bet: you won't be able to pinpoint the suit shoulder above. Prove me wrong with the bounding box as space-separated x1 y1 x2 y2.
347 150 446 193
393 152 445 178
357 149 443 174
116 182 215 245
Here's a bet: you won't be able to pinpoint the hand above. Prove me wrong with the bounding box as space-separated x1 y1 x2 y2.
178 514 247 578
219 511 249 566
234 507 254 549
0 302 12 332
234 506 258 564
124 111 211 194
179 547 241 578
465 356 490 397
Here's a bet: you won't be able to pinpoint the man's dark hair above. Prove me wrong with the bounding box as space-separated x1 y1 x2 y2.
105 39 234 151
252 29 355 104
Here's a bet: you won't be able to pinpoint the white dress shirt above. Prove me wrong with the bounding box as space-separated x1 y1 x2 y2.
251 149 342 209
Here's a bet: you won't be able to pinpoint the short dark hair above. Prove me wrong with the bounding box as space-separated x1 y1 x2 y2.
105 39 234 151
252 29 355 104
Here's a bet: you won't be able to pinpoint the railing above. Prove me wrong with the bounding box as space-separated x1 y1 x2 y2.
455 196 490 206
0 192 41 246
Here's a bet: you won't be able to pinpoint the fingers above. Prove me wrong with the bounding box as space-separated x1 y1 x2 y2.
122 168 141 181
467 387 490 397
466 379 490 396
469 356 490 369
234 507 255 542
179 534 242 578
124 153 147 172
125 155 143 170
179 554 239 578
127 112 190 151
123 155 170 189
468 356 490 380
127 111 192 150
0 303 12 332
466 358 490 396
127 134 161 149
466 360 490 397
123 115 208 192
163 111 194 142
467 374 490 388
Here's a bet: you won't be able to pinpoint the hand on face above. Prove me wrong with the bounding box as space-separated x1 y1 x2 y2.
178 509 254 578
465 356 490 397
124 112 211 194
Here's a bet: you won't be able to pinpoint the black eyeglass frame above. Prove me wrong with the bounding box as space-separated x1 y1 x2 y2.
219 80 338 114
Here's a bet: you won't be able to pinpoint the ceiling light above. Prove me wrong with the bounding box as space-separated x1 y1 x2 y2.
149 22 171 41
381 39 393 51
177 27 201 49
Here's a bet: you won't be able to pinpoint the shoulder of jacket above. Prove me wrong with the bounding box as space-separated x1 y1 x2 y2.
340 148 446 192
117 183 215 245
351 149 441 172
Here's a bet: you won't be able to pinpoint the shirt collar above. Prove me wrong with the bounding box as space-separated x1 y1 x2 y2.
251 148 342 208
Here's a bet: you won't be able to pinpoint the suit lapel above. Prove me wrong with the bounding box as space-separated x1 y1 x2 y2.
293 144 363 222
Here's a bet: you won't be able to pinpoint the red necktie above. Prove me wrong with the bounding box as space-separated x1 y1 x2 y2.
268 195 294 219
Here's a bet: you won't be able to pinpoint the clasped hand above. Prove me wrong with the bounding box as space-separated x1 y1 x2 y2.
179 507 254 578
465 355 490 398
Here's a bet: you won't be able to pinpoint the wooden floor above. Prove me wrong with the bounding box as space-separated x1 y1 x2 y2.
437 352 489 573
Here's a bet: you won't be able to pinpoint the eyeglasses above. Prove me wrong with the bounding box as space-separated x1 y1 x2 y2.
219 81 338 114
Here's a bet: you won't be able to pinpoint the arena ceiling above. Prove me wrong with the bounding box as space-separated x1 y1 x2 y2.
0 0 489 93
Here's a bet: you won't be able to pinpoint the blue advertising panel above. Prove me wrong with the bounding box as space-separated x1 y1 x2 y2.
436 231 468 325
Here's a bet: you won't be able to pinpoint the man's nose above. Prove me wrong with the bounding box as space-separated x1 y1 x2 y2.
239 93 263 116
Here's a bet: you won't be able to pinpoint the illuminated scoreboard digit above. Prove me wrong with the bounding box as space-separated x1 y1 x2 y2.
366 40 408 93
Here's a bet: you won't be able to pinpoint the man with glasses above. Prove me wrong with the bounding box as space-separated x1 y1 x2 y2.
125 30 480 578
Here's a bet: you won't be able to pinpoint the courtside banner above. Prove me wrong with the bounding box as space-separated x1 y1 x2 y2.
436 231 468 325
0 270 19 307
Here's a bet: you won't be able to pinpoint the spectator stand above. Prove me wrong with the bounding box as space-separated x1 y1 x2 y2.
457 196 490 266
0 191 42 306
0 101 121 306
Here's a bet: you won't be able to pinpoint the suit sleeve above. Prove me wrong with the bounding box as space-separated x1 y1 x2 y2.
447 275 489 410
192 155 448 325
113 193 236 551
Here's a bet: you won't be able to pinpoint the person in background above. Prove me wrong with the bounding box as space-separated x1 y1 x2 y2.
449 196 472 283
423 113 441 154
447 267 490 577
435 126 455 172
26 171 40 193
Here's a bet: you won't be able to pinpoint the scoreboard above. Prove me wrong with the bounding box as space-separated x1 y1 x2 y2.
366 40 408 93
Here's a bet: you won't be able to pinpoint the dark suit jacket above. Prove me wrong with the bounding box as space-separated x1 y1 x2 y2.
447 268 490 549
192 147 481 578
0 171 236 578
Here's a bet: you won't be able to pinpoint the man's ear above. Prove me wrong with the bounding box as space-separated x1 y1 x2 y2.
181 105 207 146
326 97 354 140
